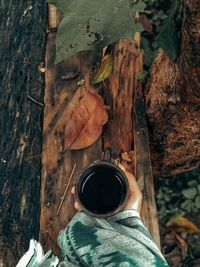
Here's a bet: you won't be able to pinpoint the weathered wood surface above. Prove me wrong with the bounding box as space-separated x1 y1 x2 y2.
103 40 136 154
104 37 160 247
146 0 200 176
40 5 160 255
40 5 102 256
134 35 160 247
0 1 46 266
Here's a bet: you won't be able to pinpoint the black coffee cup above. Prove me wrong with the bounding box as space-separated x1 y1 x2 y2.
75 148 129 218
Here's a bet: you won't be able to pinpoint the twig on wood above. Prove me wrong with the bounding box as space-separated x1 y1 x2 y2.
27 95 44 108
56 163 77 216
30 137 36 155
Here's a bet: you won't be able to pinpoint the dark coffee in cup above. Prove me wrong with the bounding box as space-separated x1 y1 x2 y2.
76 162 128 217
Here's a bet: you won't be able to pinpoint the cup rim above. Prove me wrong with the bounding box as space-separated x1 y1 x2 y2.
75 161 129 218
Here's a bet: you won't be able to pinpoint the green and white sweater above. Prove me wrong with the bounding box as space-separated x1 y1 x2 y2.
17 210 169 267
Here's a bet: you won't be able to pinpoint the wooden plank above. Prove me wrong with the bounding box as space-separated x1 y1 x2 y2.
0 1 46 266
104 37 160 247
134 34 160 247
103 40 136 155
40 5 102 255
41 5 160 257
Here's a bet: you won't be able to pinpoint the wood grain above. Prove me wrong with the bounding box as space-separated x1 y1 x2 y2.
134 34 160 247
103 40 136 155
40 4 160 256
40 6 102 255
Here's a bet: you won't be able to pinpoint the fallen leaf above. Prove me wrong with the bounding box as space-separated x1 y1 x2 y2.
173 232 188 259
64 90 108 150
166 216 199 235
121 151 135 173
92 53 113 84
48 0 145 63
121 151 133 162
164 246 182 267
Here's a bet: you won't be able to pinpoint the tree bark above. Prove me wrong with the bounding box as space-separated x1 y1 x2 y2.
146 0 200 176
0 1 46 266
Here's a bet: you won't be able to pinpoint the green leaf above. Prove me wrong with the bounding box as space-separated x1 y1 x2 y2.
47 0 74 13
195 196 200 209
197 185 200 193
48 0 145 63
156 20 179 61
182 188 197 199
92 53 113 84
156 1 180 61
157 11 168 20
129 0 146 11
187 180 198 187
181 199 192 212
141 37 158 67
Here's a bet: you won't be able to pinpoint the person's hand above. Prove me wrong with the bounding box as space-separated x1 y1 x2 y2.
71 186 82 211
118 163 142 214
71 162 143 214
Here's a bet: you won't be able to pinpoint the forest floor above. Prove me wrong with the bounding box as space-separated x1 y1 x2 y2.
155 168 200 267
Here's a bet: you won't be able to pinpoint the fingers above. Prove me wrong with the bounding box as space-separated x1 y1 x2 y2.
71 186 82 211
118 162 143 214
71 186 75 194
118 163 136 180
74 201 81 211
118 162 126 171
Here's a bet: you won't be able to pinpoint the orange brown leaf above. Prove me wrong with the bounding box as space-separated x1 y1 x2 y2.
64 90 108 150
166 216 199 235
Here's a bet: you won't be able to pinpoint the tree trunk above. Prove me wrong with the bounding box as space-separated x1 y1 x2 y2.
146 0 200 176
0 1 46 266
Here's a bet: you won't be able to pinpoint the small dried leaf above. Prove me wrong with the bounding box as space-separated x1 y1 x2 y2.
121 151 135 173
173 232 188 259
166 216 199 234
65 90 108 150
92 54 113 84
121 152 132 162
